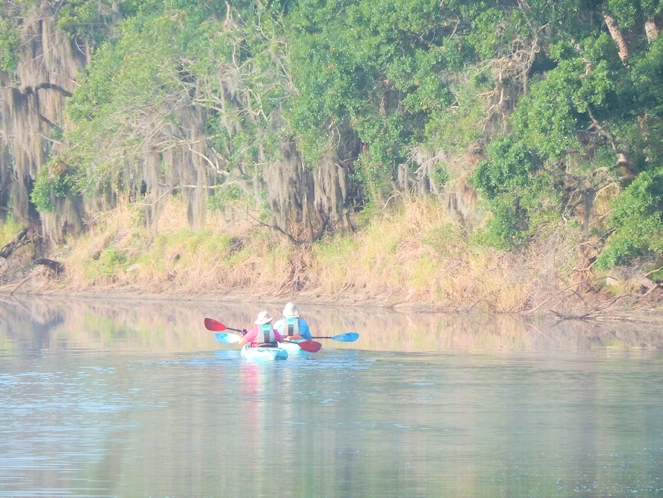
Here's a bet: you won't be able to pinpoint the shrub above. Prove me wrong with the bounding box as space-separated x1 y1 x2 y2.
596 167 663 268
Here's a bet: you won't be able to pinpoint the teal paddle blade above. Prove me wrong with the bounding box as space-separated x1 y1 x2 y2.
332 332 359 342
215 332 240 344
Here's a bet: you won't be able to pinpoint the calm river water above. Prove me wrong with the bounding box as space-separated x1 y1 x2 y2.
0 296 662 497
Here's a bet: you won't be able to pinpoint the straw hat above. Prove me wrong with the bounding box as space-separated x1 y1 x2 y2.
255 311 273 325
282 302 299 318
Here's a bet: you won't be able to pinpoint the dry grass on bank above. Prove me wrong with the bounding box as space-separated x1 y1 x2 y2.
308 198 554 311
42 196 582 312
57 200 295 295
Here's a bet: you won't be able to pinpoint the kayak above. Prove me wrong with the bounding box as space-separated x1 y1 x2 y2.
279 340 312 358
240 343 288 361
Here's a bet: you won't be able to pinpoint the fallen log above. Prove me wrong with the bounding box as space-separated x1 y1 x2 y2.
33 258 64 275
0 228 30 259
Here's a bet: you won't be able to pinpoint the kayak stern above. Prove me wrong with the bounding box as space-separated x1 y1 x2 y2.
240 344 288 361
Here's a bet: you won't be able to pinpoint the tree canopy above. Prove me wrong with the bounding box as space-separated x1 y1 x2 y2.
0 0 662 269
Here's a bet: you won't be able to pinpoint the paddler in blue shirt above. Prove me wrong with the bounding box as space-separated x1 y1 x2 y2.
274 303 312 342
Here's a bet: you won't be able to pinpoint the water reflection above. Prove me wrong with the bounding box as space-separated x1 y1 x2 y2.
0 295 662 357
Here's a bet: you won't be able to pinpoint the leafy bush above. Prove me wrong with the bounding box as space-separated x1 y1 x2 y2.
95 247 129 277
596 167 663 268
31 164 77 212
472 137 535 200
473 194 531 250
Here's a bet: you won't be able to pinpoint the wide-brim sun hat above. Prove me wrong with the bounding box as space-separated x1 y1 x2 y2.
282 302 299 318
255 311 273 325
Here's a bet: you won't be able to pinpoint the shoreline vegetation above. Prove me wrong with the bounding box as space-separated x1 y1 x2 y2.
2 196 663 324
1 2 663 326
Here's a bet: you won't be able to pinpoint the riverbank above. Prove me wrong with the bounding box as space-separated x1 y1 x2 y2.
1 197 662 320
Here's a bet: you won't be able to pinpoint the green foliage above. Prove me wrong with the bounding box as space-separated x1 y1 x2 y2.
474 194 531 250
63 0 289 203
0 214 24 247
57 0 115 42
467 8 529 59
432 163 449 187
90 246 130 277
607 0 663 28
424 83 485 153
0 18 20 72
468 25 642 252
631 36 663 119
207 185 243 210
31 163 77 212
472 137 535 199
511 36 622 160
628 37 663 166
287 0 451 182
6 0 663 277
596 167 663 268
471 135 561 249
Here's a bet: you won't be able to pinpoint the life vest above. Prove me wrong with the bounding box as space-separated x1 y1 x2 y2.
286 317 300 337
256 324 276 344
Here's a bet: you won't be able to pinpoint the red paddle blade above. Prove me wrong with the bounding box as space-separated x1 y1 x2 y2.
204 318 227 332
297 340 322 353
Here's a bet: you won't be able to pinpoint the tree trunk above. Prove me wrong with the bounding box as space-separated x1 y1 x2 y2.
582 188 595 233
603 13 630 64
645 19 660 43
617 151 635 180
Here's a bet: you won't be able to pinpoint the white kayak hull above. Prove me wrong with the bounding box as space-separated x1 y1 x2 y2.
240 344 288 361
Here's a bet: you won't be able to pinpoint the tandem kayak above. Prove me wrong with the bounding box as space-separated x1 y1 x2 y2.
279 340 312 358
240 343 288 361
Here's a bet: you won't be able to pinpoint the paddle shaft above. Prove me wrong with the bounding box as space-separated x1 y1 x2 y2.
310 332 359 342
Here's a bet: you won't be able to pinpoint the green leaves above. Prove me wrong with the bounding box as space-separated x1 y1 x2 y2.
596 167 663 268
31 162 77 212
472 137 535 200
467 8 529 59
0 18 21 72
631 36 663 119
607 0 663 28
471 137 558 249
512 45 622 161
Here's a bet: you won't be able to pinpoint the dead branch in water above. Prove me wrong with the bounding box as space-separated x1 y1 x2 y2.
550 293 634 321
551 310 593 321
10 272 36 296
522 278 595 315
467 297 497 313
